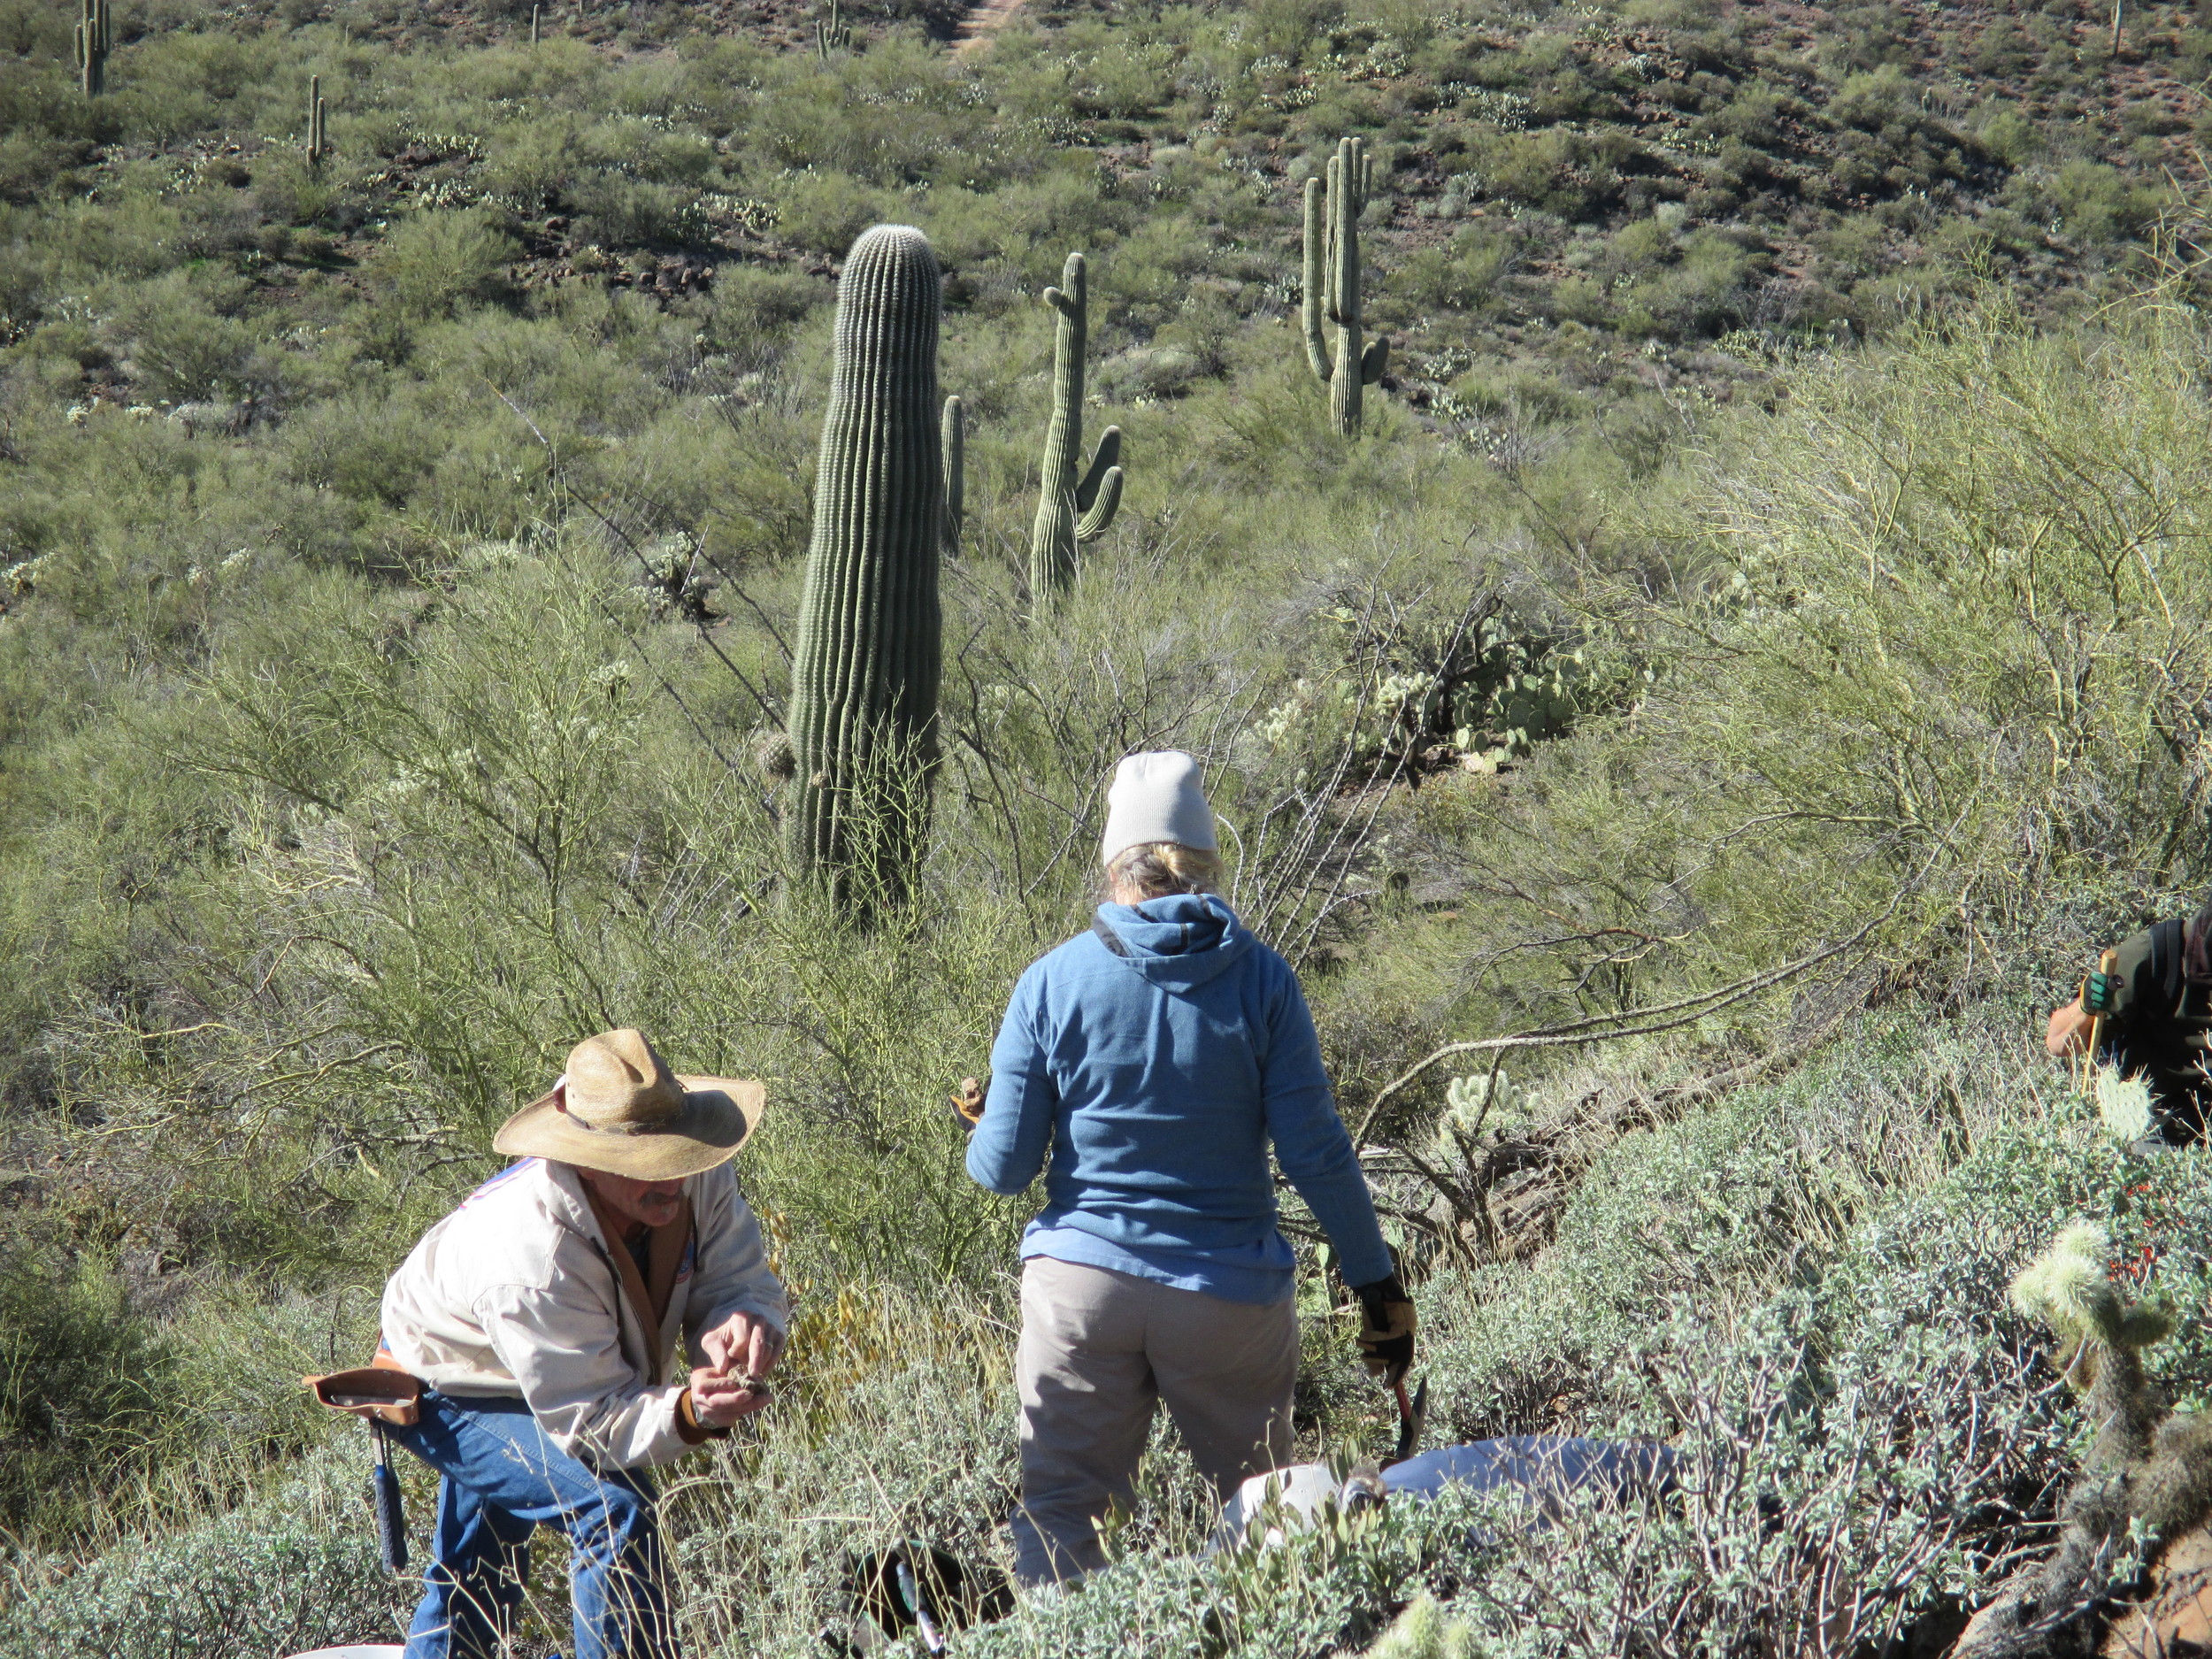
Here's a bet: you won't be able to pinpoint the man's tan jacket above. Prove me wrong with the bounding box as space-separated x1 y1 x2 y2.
380 1156 787 1469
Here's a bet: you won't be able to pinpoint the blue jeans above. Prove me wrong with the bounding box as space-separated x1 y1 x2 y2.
387 1392 676 1659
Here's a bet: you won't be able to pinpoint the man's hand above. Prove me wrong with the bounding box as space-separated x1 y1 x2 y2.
2047 999 2095 1057
700 1310 785 1382
688 1364 770 1430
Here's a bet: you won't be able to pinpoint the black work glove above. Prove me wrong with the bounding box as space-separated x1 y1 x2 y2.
1351 1274 1417 1388
2083 971 2123 1015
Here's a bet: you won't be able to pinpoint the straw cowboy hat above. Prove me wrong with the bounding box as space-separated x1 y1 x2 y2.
494 1029 764 1181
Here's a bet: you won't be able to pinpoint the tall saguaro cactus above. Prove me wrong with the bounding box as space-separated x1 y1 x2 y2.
815 0 852 58
306 74 327 168
73 0 111 98
1302 135 1389 438
1026 251 1123 599
787 225 956 910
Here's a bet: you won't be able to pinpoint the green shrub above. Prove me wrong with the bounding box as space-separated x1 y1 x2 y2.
119 271 257 401
374 207 517 319
0 1245 168 1539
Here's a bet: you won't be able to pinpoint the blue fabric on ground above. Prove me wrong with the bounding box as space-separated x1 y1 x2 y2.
1381 1436 1681 1504
966 892 1393 1300
386 1392 672 1659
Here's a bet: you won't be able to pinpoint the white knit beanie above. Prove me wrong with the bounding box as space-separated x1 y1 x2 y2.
1100 750 1217 867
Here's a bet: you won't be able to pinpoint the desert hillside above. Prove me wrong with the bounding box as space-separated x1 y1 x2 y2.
6 0 2212 1651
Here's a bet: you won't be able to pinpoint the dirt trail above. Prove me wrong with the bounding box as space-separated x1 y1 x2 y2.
950 0 1025 54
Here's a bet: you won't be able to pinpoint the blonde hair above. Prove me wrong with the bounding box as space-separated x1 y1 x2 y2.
1105 841 1225 902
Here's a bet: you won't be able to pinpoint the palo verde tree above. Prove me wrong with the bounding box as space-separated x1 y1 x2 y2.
787 224 961 911
1303 135 1389 438
1026 250 1123 600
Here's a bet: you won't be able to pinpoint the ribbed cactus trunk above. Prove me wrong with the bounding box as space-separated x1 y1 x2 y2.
1026 251 1123 600
73 0 111 98
787 225 949 912
1302 135 1389 438
306 75 327 167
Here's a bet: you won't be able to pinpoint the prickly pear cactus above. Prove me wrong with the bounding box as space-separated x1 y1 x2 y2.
1026 251 1124 599
1302 135 1389 438
787 224 953 910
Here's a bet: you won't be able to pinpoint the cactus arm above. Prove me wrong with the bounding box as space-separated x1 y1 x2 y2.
1361 336 1388 386
1074 463 1122 543
1073 424 1119 516
1300 177 1330 385
940 395 964 557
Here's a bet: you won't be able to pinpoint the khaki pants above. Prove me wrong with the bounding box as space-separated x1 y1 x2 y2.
1011 1256 1298 1586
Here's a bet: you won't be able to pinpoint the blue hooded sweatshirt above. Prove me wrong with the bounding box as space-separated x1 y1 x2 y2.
965 892 1394 1303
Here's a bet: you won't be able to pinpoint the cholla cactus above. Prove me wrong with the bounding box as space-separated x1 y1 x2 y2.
73 0 112 98
1362 1594 1479 1659
1961 1220 2200 1658
1302 134 1388 438
2009 1220 2171 1374
1026 251 1123 598
1435 1069 1527 1160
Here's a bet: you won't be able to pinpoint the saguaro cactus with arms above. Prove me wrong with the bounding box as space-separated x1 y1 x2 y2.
1302 135 1389 438
1026 251 1123 600
787 225 956 912
74 0 111 98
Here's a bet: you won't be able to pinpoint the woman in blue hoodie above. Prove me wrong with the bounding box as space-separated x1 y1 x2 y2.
964 750 1417 1586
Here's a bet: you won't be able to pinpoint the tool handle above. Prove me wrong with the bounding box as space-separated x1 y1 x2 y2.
895 1552 946 1655
372 1429 408 1572
2085 947 2120 1071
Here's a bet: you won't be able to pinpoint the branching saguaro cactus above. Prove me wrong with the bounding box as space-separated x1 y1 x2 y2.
306 74 327 168
815 0 852 58
1026 251 1123 599
73 0 111 98
787 225 957 910
1302 134 1389 438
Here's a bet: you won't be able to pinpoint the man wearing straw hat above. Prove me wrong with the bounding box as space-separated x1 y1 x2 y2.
378 1029 787 1659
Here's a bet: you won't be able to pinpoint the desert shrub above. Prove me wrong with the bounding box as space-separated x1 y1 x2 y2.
373 206 517 319
1386 223 1519 313
0 1245 169 1538
0 1452 409 1658
770 168 902 258
119 271 257 402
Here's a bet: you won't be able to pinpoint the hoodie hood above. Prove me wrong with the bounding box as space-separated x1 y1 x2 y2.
1092 893 1252 989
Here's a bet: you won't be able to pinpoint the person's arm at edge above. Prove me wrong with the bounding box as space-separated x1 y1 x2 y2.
1259 958 1394 1287
966 968 1057 1196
